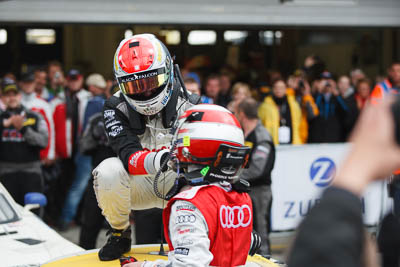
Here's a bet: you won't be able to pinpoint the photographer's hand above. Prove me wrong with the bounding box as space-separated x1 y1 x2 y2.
334 98 400 196
330 80 339 96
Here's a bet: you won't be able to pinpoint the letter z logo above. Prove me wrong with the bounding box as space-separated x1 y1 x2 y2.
310 157 336 187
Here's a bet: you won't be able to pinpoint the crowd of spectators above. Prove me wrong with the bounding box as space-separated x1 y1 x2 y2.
183 56 400 146
0 61 115 247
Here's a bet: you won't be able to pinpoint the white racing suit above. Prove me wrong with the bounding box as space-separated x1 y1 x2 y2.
142 199 213 267
93 88 198 230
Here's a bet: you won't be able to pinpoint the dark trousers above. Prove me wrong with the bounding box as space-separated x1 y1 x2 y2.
0 171 44 206
250 185 272 255
134 208 164 244
43 158 75 225
79 177 105 249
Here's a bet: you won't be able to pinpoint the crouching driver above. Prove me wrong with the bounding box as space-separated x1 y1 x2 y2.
94 33 199 261
123 104 260 267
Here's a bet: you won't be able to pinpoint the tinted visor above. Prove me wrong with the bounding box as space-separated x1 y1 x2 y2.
118 67 168 98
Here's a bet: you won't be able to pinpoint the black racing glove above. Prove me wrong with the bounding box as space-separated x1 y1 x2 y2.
249 230 262 256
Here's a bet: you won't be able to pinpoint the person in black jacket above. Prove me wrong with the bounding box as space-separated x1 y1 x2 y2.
308 71 349 143
288 98 400 267
236 98 275 255
338 75 359 140
0 78 48 207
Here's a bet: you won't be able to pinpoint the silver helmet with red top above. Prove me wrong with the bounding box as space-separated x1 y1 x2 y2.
113 34 174 115
173 104 250 184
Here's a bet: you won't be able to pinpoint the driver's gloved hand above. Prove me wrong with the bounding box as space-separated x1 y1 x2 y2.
249 230 262 256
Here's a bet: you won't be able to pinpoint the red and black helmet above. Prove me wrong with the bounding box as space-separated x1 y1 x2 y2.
113 34 173 115
174 104 250 183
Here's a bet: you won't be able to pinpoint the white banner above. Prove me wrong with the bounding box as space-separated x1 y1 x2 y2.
270 143 386 231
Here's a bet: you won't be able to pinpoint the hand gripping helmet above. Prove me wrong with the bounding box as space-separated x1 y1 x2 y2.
173 104 250 184
113 34 174 115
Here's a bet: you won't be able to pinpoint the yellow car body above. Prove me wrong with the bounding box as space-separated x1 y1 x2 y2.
43 244 280 267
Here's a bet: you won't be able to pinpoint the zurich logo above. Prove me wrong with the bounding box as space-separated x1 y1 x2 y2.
309 157 336 187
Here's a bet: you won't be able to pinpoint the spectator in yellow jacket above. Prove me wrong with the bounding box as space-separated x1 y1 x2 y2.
287 74 319 143
258 79 303 145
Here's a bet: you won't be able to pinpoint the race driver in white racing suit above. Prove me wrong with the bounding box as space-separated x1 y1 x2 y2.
122 104 261 267
93 34 199 261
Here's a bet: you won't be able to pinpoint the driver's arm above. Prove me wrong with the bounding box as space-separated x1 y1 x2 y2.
103 101 168 176
138 200 213 267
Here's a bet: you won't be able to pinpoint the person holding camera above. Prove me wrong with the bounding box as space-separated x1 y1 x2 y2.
46 61 65 101
308 71 349 143
287 71 319 143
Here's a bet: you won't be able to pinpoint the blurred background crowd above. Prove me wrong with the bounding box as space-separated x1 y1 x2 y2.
1 54 399 232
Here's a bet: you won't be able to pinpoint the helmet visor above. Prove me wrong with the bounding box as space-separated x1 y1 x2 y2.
118 67 168 96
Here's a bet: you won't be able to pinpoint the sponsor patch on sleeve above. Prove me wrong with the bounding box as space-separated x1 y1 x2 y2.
254 145 269 158
174 247 190 256
104 109 123 137
175 203 197 212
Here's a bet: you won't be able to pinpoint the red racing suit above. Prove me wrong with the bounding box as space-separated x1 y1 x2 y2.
142 183 253 267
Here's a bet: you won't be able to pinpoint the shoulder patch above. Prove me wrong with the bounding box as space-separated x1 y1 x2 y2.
174 185 207 200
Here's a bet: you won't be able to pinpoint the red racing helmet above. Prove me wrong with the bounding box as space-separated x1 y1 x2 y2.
174 104 250 183
113 34 174 115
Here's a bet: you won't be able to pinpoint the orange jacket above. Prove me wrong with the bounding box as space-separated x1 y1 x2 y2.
370 79 397 104
370 79 400 174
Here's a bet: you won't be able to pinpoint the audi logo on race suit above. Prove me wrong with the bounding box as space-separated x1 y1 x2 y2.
219 205 252 229
175 215 196 224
